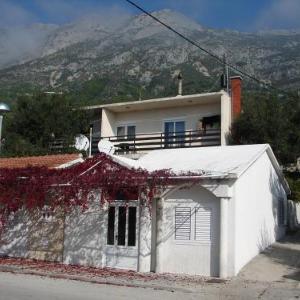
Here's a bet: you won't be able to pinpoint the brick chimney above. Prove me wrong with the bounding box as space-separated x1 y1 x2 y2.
230 76 242 120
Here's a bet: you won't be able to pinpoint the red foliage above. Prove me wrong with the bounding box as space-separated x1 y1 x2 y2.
0 153 198 233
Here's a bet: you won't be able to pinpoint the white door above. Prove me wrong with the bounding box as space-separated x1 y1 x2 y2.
104 202 139 270
156 186 220 276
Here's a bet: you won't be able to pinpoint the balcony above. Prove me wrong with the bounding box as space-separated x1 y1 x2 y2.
92 129 221 155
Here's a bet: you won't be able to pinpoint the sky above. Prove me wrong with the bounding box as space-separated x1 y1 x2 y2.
1 0 300 31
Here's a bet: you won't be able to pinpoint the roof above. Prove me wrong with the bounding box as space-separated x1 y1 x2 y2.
0 154 83 169
84 91 227 113
112 144 290 194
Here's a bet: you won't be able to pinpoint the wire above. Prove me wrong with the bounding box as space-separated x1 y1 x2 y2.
124 0 299 101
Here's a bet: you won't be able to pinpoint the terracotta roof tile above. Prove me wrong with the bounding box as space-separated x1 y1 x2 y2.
0 154 81 169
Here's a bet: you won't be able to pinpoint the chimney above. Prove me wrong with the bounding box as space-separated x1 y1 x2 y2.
230 76 242 119
177 72 183 96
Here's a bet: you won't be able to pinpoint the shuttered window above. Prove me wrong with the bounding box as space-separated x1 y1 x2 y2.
175 207 191 240
194 208 212 242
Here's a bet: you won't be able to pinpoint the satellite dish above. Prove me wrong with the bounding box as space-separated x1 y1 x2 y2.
75 134 90 151
98 139 115 155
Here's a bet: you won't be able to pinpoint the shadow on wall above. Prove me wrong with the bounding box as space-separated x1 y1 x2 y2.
63 202 106 267
0 210 31 258
256 169 300 281
27 209 64 262
256 169 286 252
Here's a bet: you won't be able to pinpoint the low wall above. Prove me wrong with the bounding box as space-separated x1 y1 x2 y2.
0 209 64 262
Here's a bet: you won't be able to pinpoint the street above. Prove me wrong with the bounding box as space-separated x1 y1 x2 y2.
0 272 203 300
1 271 300 300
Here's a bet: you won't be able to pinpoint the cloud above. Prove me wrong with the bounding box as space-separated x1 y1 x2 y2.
0 1 133 68
255 0 300 30
0 1 37 27
144 0 209 23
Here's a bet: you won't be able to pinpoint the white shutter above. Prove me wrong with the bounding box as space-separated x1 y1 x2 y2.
195 207 211 242
175 207 191 240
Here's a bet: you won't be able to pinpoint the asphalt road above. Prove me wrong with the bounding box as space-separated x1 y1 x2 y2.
1 271 300 300
0 272 202 300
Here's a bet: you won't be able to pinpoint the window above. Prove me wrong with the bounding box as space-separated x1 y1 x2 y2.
164 120 185 148
106 205 137 247
117 206 126 246
117 125 136 140
175 207 191 240
195 207 211 242
128 207 137 246
107 206 115 245
174 206 212 243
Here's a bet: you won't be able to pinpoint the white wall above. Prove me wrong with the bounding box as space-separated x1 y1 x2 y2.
101 109 115 137
101 103 220 137
156 185 220 276
221 93 231 145
0 210 31 258
63 193 107 267
234 152 287 274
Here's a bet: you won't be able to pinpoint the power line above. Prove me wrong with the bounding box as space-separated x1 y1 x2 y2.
124 0 299 101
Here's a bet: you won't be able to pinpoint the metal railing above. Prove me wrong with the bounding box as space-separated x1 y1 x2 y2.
96 129 221 154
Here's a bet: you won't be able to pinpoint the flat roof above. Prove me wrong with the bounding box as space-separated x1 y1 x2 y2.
84 91 227 113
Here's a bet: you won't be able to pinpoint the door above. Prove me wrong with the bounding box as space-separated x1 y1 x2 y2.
164 121 185 148
156 186 220 276
104 202 138 270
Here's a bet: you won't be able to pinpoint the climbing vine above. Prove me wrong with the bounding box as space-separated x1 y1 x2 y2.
0 153 204 235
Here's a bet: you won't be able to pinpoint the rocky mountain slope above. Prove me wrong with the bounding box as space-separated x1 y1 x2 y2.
0 9 300 104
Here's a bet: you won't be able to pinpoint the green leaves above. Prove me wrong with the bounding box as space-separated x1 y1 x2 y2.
230 92 300 165
1 93 89 157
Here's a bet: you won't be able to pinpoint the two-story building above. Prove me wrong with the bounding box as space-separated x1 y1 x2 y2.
87 76 242 156
0 76 290 279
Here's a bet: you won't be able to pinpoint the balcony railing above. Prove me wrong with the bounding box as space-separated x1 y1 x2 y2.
94 129 221 155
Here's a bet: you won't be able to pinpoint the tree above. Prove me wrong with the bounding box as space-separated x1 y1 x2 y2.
230 92 300 164
1 93 89 157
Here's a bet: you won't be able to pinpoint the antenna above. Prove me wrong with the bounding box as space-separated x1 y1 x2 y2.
98 140 115 155
74 134 90 151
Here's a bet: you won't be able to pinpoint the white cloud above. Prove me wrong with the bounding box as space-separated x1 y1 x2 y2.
255 0 300 30
157 0 208 23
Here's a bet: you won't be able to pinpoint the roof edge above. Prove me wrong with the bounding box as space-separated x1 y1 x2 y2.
83 91 227 111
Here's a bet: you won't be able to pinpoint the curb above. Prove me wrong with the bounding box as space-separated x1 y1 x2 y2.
0 265 195 293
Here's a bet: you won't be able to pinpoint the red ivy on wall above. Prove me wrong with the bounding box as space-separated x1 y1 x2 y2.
0 153 204 235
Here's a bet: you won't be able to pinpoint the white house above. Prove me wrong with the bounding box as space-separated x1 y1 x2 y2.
63 144 289 278
0 78 290 279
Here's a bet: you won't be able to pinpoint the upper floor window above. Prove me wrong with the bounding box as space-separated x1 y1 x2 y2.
164 120 185 148
117 125 136 140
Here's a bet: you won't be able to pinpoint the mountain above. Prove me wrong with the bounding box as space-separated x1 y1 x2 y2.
0 9 300 105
